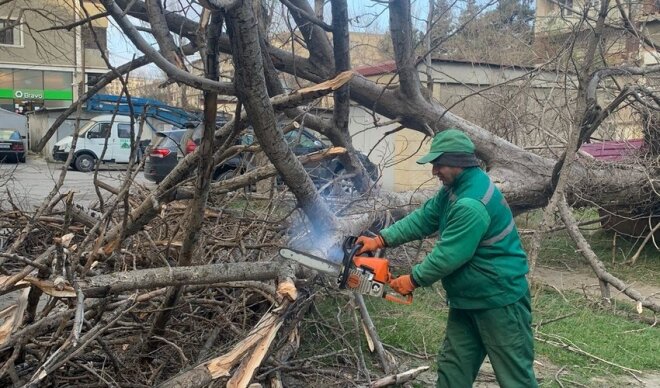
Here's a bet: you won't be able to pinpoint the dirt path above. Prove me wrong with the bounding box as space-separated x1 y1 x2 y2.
412 266 660 387
535 266 660 306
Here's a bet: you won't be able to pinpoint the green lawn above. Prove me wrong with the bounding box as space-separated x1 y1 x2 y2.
299 207 659 386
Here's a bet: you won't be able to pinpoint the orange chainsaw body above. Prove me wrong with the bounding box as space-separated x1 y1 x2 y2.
351 256 392 284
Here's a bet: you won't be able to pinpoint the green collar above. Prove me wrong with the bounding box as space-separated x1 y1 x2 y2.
448 167 479 189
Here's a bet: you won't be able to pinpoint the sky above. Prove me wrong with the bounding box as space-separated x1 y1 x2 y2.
105 0 474 76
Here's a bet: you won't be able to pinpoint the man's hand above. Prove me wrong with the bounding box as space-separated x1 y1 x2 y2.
356 235 385 255
389 275 416 296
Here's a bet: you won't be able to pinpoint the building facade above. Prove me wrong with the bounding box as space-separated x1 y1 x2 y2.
0 0 108 114
352 59 571 192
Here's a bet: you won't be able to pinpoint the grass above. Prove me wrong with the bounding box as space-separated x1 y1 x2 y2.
532 288 660 385
299 207 659 386
518 209 659 286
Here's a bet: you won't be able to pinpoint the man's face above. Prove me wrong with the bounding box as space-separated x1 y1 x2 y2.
432 164 463 186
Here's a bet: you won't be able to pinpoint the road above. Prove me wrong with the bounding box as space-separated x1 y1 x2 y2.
0 154 152 210
0 155 153 310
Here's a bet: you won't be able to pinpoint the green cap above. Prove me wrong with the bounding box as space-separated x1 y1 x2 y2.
416 129 475 165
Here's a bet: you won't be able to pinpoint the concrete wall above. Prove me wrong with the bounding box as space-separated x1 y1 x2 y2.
26 110 95 158
0 108 27 135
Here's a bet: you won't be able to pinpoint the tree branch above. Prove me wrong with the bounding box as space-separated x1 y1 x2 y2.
100 0 234 95
225 0 339 238
557 197 659 312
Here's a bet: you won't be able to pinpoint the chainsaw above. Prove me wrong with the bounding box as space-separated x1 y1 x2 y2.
279 236 413 305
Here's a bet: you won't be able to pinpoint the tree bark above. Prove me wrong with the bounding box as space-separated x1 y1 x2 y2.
145 0 187 70
225 0 339 238
74 262 284 297
150 13 224 339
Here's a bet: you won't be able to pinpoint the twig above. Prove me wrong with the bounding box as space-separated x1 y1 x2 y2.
554 366 566 388
72 283 85 347
0 253 51 272
629 220 660 264
152 335 189 365
557 196 659 313
354 293 394 374
535 331 642 374
534 312 577 329
382 343 432 359
369 366 430 387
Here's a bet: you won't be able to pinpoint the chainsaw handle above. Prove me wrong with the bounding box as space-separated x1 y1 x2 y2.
384 292 413 305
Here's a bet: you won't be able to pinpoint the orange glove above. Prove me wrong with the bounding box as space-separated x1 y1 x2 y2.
389 275 416 296
356 234 385 255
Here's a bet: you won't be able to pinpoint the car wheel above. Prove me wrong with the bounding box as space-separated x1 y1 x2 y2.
322 168 356 196
74 154 96 172
214 168 237 181
19 155 26 163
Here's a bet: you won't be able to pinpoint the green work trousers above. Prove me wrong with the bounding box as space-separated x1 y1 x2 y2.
436 292 537 388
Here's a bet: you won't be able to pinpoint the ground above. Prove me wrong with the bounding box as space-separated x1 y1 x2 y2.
1 155 657 387
0 153 150 209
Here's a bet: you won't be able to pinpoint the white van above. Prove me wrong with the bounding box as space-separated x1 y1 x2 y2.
52 115 154 172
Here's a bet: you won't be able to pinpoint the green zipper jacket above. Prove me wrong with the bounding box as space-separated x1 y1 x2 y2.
380 167 529 309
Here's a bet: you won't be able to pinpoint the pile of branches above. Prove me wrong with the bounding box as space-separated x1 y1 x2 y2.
0 179 427 387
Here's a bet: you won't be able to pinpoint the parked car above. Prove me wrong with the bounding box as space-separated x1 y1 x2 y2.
181 126 379 193
52 115 153 172
0 129 26 163
143 129 187 183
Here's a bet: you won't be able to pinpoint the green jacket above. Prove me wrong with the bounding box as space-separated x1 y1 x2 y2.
380 167 529 309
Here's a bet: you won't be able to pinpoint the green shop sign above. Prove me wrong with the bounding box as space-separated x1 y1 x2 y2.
0 88 73 100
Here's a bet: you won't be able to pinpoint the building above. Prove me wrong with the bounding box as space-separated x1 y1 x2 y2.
533 0 660 140
352 58 570 191
0 0 108 114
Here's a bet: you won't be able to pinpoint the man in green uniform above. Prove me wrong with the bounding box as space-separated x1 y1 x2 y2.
357 129 537 388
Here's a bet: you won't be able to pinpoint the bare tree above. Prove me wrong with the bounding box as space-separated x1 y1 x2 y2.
1 0 658 385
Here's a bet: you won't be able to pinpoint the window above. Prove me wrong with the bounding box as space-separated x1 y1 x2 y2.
87 123 111 139
44 71 72 91
0 70 11 89
559 0 574 16
285 130 321 148
86 73 104 88
0 18 22 46
82 25 107 52
44 100 71 109
13 70 43 91
0 99 12 111
0 130 18 140
117 124 132 139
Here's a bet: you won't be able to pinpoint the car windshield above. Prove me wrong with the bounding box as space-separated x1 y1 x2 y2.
0 130 19 140
284 130 322 148
78 120 99 136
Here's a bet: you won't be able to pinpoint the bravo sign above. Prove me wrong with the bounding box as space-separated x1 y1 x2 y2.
14 90 44 99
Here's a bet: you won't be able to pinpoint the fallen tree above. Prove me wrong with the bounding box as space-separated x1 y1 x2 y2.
1 0 659 386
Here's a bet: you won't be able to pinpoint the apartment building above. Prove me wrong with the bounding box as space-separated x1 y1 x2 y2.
533 0 660 65
0 0 108 114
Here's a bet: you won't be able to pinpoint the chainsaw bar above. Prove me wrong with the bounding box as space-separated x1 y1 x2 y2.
279 248 342 275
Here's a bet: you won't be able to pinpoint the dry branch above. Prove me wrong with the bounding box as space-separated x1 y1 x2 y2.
557 197 659 312
160 280 297 388
369 366 430 387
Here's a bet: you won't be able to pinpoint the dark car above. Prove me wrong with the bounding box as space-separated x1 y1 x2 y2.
183 126 378 193
143 129 186 183
152 121 378 193
0 129 26 163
